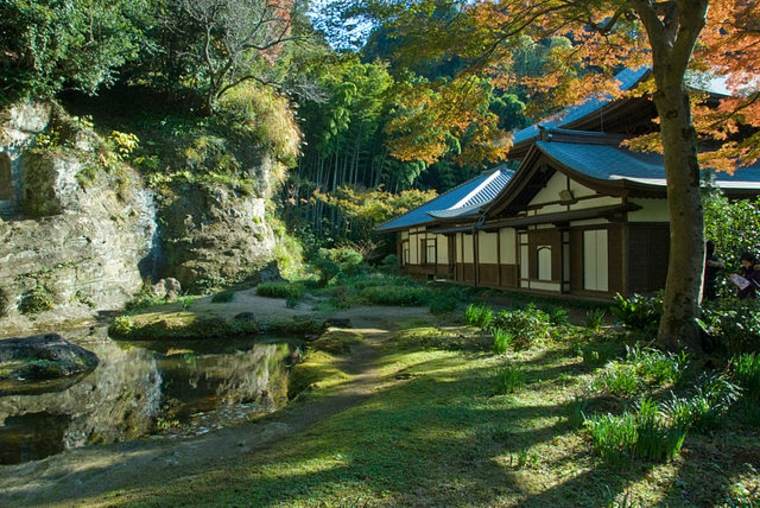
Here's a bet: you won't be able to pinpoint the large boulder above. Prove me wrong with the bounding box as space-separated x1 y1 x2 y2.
0 333 99 395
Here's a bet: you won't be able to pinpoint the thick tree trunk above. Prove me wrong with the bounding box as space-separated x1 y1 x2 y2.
653 85 705 353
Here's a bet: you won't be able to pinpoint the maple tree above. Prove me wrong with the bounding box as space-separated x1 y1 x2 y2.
354 0 760 352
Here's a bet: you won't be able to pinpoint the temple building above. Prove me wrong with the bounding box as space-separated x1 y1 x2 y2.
378 68 760 299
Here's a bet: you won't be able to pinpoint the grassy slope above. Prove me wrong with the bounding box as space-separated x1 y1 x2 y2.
101 326 758 508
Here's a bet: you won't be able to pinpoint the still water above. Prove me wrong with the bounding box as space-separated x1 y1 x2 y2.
0 329 296 465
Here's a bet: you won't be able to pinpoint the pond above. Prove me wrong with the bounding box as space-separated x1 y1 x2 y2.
0 328 297 465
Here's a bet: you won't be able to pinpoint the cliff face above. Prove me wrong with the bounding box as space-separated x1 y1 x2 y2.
0 97 296 334
0 102 156 334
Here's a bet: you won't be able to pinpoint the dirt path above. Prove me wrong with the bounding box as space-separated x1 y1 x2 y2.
0 308 429 507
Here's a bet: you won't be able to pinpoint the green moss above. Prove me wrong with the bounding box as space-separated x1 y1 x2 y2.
18 286 56 315
311 329 363 355
108 312 259 340
288 350 351 399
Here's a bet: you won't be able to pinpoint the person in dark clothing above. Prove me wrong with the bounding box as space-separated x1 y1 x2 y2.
703 240 724 302
737 252 760 299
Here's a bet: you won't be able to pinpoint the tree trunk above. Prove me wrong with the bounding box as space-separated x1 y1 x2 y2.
653 84 705 353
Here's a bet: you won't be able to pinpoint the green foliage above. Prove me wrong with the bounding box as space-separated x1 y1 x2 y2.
547 307 569 326
428 293 458 315
489 306 552 349
584 412 639 464
495 364 525 394
584 399 687 464
634 398 687 462
464 303 493 328
593 362 642 397
359 285 431 306
256 282 305 300
585 308 607 331
314 247 365 285
626 345 689 385
664 374 741 432
18 285 55 315
704 191 760 282
733 353 760 401
492 329 513 355
698 299 760 354
611 293 662 336
1 0 151 102
211 290 236 304
593 346 688 397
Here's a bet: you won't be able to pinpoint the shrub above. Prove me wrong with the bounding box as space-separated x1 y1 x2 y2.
493 328 513 354
548 306 569 326
380 254 400 274
256 281 304 300
496 365 525 394
464 304 493 328
733 353 760 400
211 290 236 303
490 306 552 349
359 286 431 306
611 293 662 335
585 308 607 331
698 299 760 354
314 247 364 284
18 285 55 314
429 293 458 315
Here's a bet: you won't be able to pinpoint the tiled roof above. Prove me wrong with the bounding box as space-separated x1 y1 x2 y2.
376 167 514 231
536 138 760 188
511 67 650 146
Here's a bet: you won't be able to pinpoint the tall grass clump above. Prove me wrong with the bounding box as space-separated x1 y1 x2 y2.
634 398 687 462
585 398 687 464
664 374 741 432
496 364 525 394
627 345 688 385
585 308 607 331
593 362 642 397
492 329 513 354
584 413 638 464
733 353 760 400
464 304 493 328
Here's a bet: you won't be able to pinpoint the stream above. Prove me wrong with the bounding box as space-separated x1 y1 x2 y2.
0 328 298 465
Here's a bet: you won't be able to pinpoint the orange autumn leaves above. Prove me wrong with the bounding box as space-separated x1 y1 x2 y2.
382 0 760 174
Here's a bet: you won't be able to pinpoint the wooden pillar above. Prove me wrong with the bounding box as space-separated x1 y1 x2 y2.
497 228 502 287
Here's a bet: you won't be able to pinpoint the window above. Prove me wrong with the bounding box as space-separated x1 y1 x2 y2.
537 246 552 281
402 242 410 266
426 239 436 265
583 229 609 291
519 234 529 280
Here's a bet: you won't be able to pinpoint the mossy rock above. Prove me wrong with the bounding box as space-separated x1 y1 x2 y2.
311 329 363 355
0 333 99 396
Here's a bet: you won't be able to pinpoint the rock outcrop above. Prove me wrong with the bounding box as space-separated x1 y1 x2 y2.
0 102 156 334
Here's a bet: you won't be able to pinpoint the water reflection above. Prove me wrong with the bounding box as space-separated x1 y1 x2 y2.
0 330 293 464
